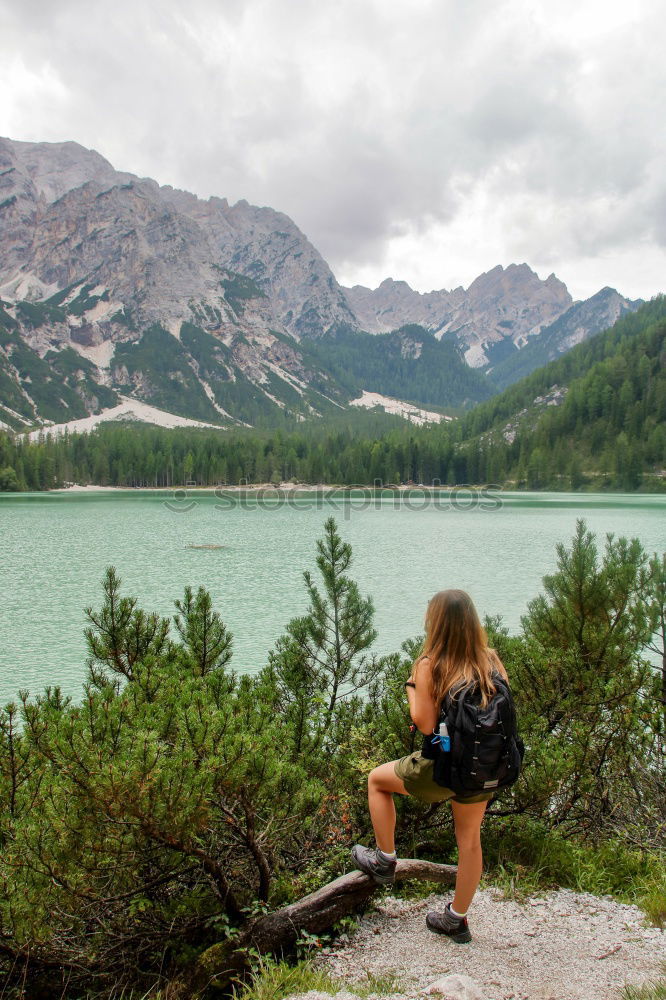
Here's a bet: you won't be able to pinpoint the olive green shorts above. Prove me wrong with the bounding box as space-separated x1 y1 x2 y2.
394 752 495 805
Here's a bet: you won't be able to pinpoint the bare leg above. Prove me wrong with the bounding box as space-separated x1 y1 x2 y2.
450 799 488 914
367 761 408 853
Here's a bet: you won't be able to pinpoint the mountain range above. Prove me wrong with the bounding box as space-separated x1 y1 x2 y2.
0 137 643 432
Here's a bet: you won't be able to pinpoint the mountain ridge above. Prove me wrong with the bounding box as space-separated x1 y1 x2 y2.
342 262 574 367
0 137 646 430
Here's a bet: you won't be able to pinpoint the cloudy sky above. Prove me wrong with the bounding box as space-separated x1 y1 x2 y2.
1 0 665 300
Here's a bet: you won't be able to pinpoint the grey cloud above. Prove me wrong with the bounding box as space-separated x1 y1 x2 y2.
1 0 665 287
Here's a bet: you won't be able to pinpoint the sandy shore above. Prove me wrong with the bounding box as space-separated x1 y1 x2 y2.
50 482 477 493
51 483 344 493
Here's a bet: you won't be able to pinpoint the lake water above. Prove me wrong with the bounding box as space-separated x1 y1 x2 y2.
0 489 664 707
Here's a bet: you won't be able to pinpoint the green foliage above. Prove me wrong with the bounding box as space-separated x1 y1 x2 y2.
84 566 173 688
468 296 666 437
486 521 662 840
42 281 111 318
642 884 666 930
457 296 666 489
112 325 223 423
481 816 665 907
66 283 110 317
302 322 492 408
231 947 401 999
179 322 331 426
5 294 664 490
0 328 41 426
0 518 663 999
47 346 118 410
173 585 234 677
267 516 380 761
0 465 19 490
0 300 18 329
232 957 338 1000
0 519 389 996
0 327 101 426
110 306 138 330
644 552 666 732
0 568 322 995
15 299 66 327
0 407 452 488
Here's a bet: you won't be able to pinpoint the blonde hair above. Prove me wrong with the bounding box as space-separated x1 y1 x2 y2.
414 589 502 708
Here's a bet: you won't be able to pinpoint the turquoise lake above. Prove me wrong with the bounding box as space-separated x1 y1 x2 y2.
0 489 664 707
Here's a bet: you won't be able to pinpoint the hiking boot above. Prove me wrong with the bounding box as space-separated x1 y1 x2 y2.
350 844 397 885
426 903 472 943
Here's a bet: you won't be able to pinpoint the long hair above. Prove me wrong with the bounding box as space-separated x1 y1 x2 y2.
415 589 500 708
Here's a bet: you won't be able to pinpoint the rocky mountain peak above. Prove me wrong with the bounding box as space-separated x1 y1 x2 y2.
343 262 574 366
0 137 357 341
378 277 412 290
466 262 568 301
2 138 135 204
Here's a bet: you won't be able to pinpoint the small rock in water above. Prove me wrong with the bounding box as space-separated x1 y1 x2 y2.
421 973 485 998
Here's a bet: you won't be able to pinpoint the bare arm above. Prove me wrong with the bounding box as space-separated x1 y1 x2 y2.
405 656 439 735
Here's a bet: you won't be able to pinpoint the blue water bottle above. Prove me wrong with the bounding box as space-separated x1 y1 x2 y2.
438 722 451 752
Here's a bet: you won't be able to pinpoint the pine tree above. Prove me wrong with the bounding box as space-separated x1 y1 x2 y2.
173 585 233 677
519 520 653 829
84 567 172 691
267 517 379 756
0 466 19 491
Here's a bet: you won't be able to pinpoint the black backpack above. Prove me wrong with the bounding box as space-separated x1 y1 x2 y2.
425 672 524 797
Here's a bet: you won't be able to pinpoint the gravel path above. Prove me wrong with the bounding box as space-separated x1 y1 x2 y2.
287 888 666 1000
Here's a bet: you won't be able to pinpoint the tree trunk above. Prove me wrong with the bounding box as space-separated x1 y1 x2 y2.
167 858 457 999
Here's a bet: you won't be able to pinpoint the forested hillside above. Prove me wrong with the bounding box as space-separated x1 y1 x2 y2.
0 298 664 492
455 296 666 489
301 324 493 408
465 297 666 434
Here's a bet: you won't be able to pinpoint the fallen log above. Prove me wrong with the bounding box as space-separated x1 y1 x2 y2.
168 858 457 999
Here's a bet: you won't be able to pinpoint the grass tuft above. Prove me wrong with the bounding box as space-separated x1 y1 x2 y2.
232 957 339 1000
640 885 666 929
232 958 406 1000
620 980 666 1000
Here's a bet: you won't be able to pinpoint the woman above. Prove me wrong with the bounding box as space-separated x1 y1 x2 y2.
351 589 508 944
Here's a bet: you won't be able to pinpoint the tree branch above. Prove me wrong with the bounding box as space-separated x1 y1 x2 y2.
169 858 457 998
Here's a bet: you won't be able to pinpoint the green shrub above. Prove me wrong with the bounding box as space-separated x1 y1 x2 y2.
0 518 663 999
481 817 666 911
